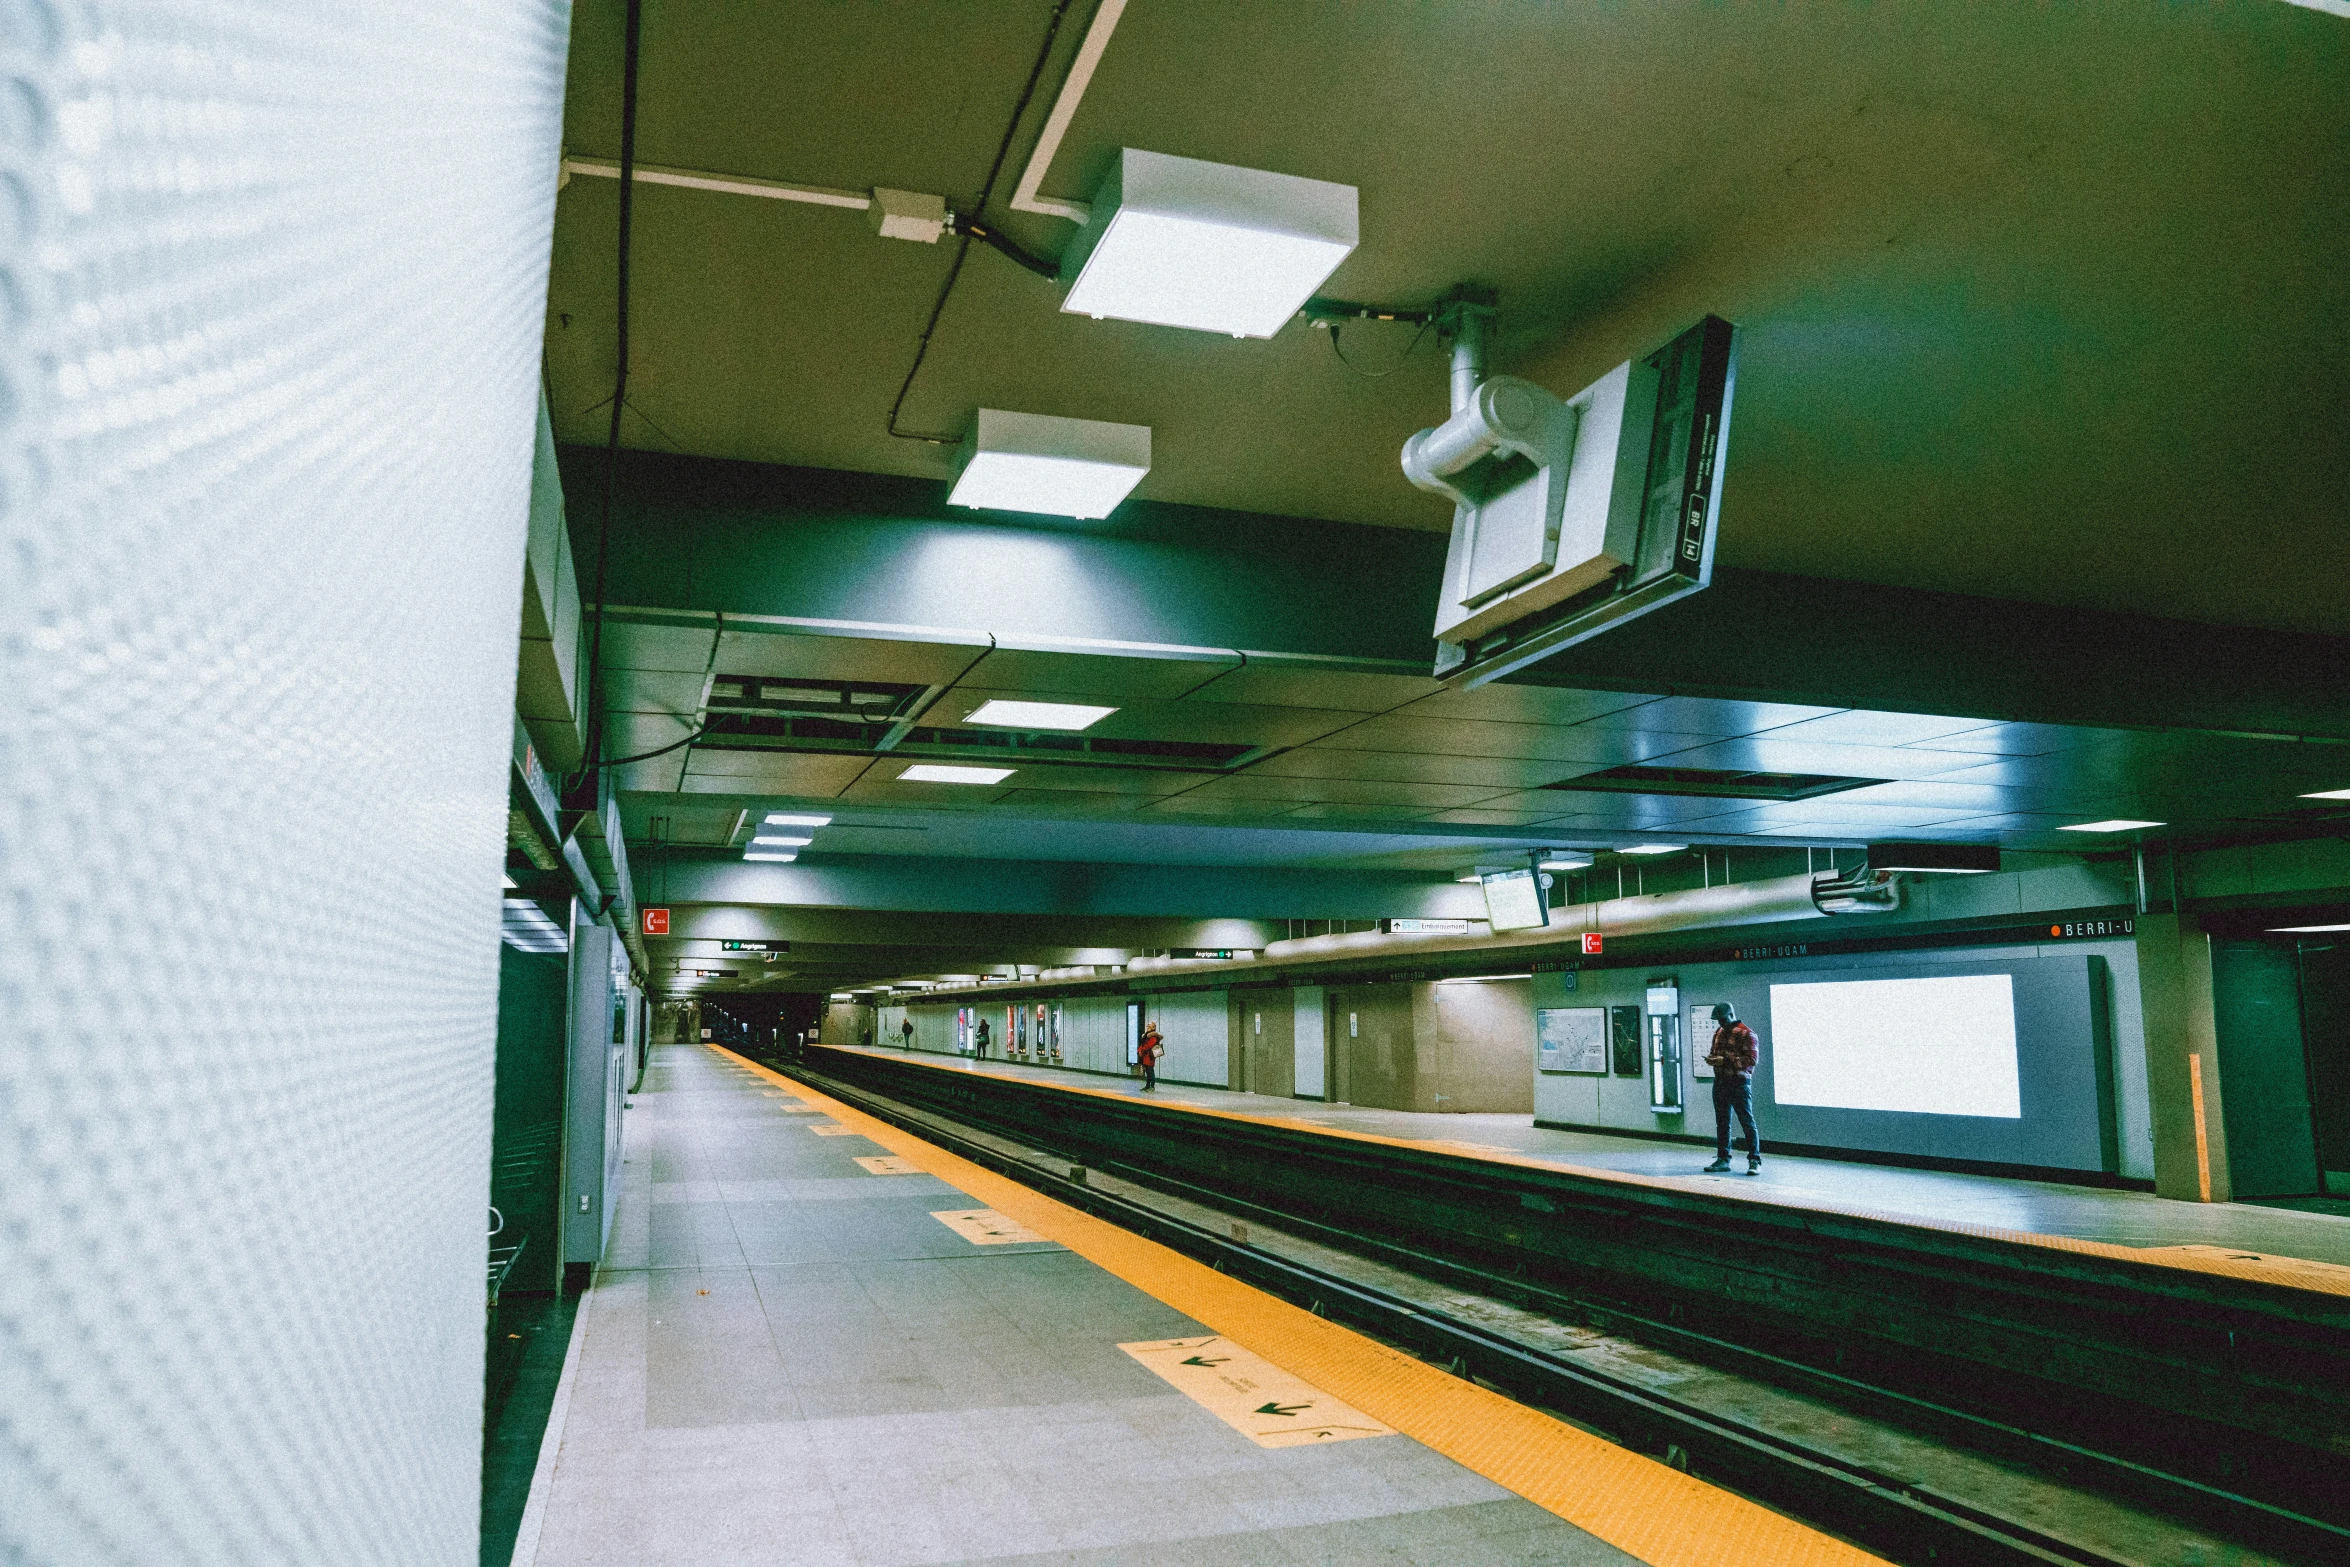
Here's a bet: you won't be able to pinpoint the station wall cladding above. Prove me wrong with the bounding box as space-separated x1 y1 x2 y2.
1533 941 2152 1180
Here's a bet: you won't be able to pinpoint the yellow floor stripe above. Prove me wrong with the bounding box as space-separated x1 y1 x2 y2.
814 1044 2350 1300
711 1043 1882 1567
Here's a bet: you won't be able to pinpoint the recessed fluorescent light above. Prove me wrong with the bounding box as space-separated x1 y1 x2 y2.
743 851 798 863
1538 856 1593 871
1455 872 1484 884
965 699 1118 731
764 813 832 827
2300 789 2350 801
1437 973 1534 984
899 763 1015 785
751 835 812 847
2060 819 2165 833
948 409 1149 519
2270 922 2350 933
1619 844 1685 855
1060 149 1358 338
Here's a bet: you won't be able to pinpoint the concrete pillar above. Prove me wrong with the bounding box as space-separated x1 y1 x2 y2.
2134 914 2231 1201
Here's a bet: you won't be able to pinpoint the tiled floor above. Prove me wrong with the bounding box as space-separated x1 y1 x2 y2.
827 1045 2350 1268
523 1045 1637 1566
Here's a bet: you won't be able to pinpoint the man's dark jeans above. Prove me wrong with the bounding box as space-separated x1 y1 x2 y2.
1713 1073 1759 1159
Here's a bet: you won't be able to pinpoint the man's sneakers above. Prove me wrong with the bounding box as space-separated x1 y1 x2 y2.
1703 1157 1732 1173
1747 1154 1764 1175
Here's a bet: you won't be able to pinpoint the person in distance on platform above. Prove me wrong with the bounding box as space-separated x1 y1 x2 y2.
1138 1020 1164 1091
1703 1002 1763 1175
974 1017 990 1058
901 1015 915 1050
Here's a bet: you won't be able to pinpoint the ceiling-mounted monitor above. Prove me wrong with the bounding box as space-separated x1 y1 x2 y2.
1430 316 1738 688
1480 866 1549 933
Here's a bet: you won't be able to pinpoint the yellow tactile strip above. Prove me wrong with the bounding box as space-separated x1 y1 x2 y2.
714 1043 1883 1567
811 1045 2350 1302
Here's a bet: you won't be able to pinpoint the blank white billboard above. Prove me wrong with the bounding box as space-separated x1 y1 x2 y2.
1769 974 2022 1118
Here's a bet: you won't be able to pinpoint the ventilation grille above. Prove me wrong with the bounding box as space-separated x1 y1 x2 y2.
697 714 1261 772
1544 764 1884 801
707 675 931 722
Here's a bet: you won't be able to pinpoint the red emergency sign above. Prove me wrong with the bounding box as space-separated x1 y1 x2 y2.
1581 932 1604 954
642 907 670 935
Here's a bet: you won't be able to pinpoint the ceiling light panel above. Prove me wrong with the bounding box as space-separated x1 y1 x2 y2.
964 699 1118 730
948 409 1149 520
765 813 833 826
743 851 797 862
1060 149 1358 338
751 835 811 847
1619 843 1687 855
2060 819 2164 833
899 764 1015 785
2300 789 2350 801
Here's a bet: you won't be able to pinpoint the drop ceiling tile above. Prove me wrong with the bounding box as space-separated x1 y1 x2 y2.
940 693 1362 748
1178 773 1507 808
1761 710 2003 748
1574 697 1842 737
716 626 983 684
975 763 1191 796
1921 757 2143 799
682 751 875 792
1279 802 1450 822
990 787 1148 812
1645 738 1999 781
959 648 1239 701
603 667 706 714
1398 685 1664 725
1309 715 1715 765
1183 665 1448 712
1828 780 2049 813
1694 801 1992 832
1247 749 1571 788
601 615 720 673
1142 794 1306 818
1419 808 1588 826
1472 791 1742 826
1917 722 2104 757
836 772 1017 805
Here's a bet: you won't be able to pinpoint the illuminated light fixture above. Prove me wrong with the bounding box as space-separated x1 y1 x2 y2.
2060 819 2164 833
751 834 812 847
1538 855 1593 871
743 851 798 863
2270 922 2350 932
899 763 1015 785
1437 972 1533 984
1619 844 1685 856
965 699 1118 730
1866 842 2000 875
2300 788 2350 801
1455 871 1484 884
1059 149 1359 338
765 813 832 827
947 408 1149 520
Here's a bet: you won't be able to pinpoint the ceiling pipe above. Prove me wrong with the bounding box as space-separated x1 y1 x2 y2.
1009 0 1130 222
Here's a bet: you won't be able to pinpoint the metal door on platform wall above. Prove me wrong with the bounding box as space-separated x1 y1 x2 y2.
2293 938 2350 1198
2213 939 2321 1199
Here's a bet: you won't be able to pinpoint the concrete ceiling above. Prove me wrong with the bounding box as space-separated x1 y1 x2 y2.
548 0 2350 635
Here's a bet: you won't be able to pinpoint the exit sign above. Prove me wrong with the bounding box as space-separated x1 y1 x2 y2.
642 908 669 935
1582 933 1604 954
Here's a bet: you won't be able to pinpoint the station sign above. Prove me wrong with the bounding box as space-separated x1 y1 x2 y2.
642 907 670 935
721 939 787 952
1383 918 1471 935
1169 948 1240 960
689 968 737 978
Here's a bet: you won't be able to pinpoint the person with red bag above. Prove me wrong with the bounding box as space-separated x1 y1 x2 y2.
1138 1020 1164 1091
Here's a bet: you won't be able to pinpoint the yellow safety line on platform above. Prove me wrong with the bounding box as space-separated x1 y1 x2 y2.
709 1042 1882 1567
804 1044 2350 1301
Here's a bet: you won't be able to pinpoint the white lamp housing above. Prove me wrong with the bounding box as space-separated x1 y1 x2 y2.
1060 149 1358 338
948 408 1151 520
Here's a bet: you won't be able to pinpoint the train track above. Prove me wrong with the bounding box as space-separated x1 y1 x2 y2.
774 1049 2348 1567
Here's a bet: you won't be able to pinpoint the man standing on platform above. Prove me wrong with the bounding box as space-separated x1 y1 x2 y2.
1703 1002 1763 1174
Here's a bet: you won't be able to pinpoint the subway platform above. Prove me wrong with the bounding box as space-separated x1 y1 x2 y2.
818 1043 2350 1274
511 1040 1882 1566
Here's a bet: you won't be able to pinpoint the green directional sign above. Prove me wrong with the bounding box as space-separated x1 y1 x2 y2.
721 940 787 953
1254 1402 1312 1417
